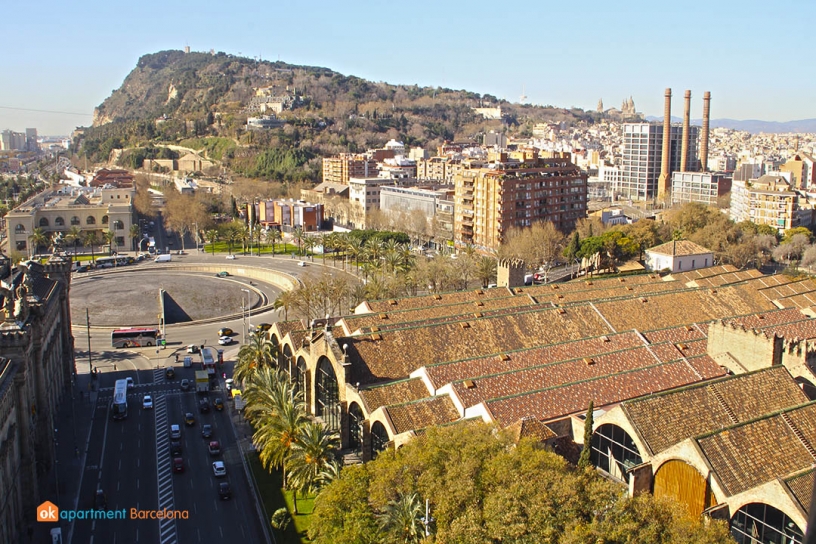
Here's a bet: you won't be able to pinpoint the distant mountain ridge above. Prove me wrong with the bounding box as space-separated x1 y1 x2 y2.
644 115 816 134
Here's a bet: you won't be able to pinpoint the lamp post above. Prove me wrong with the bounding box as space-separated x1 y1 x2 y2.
241 288 251 335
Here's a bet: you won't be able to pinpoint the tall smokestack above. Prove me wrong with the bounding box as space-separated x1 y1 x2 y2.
657 88 672 201
700 91 711 172
680 90 691 172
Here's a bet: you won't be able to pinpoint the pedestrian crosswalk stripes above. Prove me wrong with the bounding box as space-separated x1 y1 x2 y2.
154 395 178 544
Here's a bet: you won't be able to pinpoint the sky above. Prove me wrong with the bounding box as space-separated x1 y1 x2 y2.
2 0 814 135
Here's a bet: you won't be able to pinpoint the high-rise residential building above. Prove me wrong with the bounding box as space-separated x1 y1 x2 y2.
453 153 587 251
25 128 37 152
670 172 731 207
322 154 378 184
617 122 699 200
0 130 27 151
730 175 816 232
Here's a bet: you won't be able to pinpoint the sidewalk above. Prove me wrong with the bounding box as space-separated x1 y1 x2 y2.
32 373 99 544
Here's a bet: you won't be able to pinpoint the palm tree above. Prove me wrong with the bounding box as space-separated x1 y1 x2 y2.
65 226 82 257
129 224 141 252
292 226 305 256
103 230 116 256
476 256 498 287
304 236 317 262
287 421 339 514
346 237 364 272
225 224 240 256
244 368 307 491
265 228 282 255
205 229 219 255
235 332 277 383
83 231 100 263
273 290 296 321
377 492 426 543
29 227 49 257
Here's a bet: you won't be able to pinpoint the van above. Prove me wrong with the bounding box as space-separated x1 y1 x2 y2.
183 356 192 368
154 254 172 263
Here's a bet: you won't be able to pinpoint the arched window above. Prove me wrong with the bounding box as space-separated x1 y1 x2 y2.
315 357 340 431
39 217 49 227
71 216 80 226
348 403 364 450
281 344 292 372
86 216 96 225
731 503 804 544
15 224 25 233
101 215 109 225
370 421 389 459
590 423 642 483
113 220 124 230
54 217 65 227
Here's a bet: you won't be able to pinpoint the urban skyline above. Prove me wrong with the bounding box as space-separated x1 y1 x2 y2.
2 0 816 135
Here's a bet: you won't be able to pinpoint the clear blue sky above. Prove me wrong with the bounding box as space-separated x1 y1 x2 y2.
2 0 814 135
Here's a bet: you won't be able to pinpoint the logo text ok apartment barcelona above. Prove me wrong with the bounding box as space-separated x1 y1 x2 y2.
37 501 59 522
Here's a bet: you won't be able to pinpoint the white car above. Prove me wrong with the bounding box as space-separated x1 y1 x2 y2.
142 395 153 409
297 261 307 267
212 461 227 477
186 344 200 354
126 377 134 390
225 378 234 391
218 336 233 346
226 254 236 260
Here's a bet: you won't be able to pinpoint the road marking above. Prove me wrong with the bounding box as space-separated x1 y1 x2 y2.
154 395 178 544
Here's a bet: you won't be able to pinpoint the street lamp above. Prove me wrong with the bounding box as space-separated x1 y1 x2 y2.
241 288 252 331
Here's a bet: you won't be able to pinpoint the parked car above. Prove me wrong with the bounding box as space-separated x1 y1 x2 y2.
213 398 224 411
180 379 190 391
201 424 213 438
169 424 181 439
208 440 221 456
218 481 231 500
297 261 307 267
218 336 232 346
215 271 230 278
142 395 153 409
212 461 227 477
173 457 184 473
165 367 175 379
226 254 236 260
184 412 195 426
218 328 233 337
186 344 200 354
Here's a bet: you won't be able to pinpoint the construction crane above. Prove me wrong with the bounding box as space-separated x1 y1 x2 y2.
519 85 527 104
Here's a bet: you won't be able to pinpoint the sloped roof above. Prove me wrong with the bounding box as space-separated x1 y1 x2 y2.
359 378 429 413
622 366 808 455
698 402 816 497
785 468 814 515
647 240 712 257
384 395 460 435
506 417 557 443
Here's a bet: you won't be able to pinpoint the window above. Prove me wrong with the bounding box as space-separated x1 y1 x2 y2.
315 357 340 431
54 217 65 227
113 220 124 230
101 215 109 225
731 503 804 544
71 216 80 226
39 217 49 227
370 421 389 460
14 224 24 233
590 424 642 483
348 403 364 450
86 216 96 225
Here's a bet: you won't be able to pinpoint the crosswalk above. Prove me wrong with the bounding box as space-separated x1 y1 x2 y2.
154 395 178 544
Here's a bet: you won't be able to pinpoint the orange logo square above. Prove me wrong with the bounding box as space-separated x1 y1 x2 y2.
37 501 59 522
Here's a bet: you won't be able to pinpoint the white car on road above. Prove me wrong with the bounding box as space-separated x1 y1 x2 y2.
218 336 233 346
212 461 227 477
142 395 153 409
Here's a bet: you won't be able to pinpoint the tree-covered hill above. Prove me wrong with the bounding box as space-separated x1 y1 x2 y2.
79 49 595 181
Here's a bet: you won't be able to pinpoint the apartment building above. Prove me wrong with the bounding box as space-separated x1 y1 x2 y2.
348 177 385 229
5 186 135 255
453 153 587 251
322 154 378 184
730 175 816 232
416 156 466 185
257 199 324 231
670 171 731 207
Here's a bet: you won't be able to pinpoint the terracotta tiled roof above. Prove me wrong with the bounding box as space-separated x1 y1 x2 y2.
358 378 430 413
363 287 513 314
642 325 707 344
669 264 738 283
785 468 814 514
384 395 461 434
647 240 712 257
485 359 703 426
271 320 302 343
718 307 809 330
622 367 808 455
343 304 613 385
698 402 816 497
506 417 557 443
691 269 763 288
684 354 727 379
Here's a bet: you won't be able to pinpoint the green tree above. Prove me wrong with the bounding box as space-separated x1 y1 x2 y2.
265 228 282 255
578 400 594 470
235 332 277 383
564 231 580 262
205 229 219 255
65 226 83 257
288 421 340 514
293 226 305 256
310 465 379 544
377 492 426 544
103 230 116 255
83 231 100 262
129 224 141 252
273 290 296 321
29 227 49 256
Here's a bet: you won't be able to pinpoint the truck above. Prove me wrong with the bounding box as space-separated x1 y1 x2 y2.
202 348 216 376
154 254 172 263
233 391 245 411
195 371 209 393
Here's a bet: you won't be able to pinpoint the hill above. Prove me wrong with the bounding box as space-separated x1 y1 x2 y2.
645 115 816 133
78 50 593 181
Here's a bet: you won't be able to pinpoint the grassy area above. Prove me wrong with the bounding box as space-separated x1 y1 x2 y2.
247 454 314 544
201 241 305 257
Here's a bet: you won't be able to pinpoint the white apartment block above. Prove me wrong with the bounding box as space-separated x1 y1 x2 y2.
730 175 815 232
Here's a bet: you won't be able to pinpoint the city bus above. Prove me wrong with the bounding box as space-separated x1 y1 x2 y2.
111 328 160 348
111 379 128 420
95 256 132 268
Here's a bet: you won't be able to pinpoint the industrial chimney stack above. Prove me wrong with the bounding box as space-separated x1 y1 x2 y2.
680 90 691 172
657 88 672 201
700 91 711 171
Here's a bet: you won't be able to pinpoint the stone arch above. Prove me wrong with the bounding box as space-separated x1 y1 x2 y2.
38 217 49 227
590 423 643 483
348 402 364 450
15 224 24 233
101 215 109 225
653 459 716 518
112 220 124 230
370 421 389 459
297 358 307 401
316 356 340 431
730 502 804 544
86 216 96 225
54 216 65 227
71 216 80 225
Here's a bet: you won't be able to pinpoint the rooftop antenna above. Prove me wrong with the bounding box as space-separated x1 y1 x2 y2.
520 84 527 104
